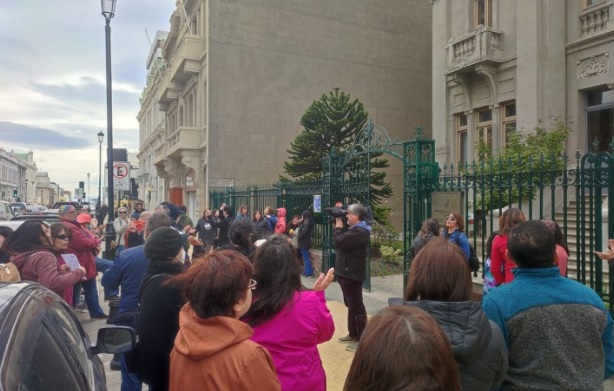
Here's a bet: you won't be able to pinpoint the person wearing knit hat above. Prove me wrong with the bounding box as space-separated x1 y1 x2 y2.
144 227 184 261
126 226 185 390
59 205 78 221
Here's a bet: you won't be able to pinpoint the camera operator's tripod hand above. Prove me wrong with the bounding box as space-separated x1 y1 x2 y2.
335 217 344 229
313 268 335 292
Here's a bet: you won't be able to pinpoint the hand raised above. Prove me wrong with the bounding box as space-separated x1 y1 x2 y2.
313 268 335 291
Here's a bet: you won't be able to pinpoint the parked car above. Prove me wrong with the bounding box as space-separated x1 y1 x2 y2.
10 214 60 223
0 281 135 391
10 202 26 215
0 201 14 221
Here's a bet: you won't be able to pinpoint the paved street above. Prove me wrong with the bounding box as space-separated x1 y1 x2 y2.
80 273 614 390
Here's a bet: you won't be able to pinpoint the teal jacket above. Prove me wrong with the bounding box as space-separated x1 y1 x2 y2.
483 267 614 390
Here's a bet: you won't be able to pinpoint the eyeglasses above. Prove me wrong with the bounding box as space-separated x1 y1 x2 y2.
55 235 69 240
119 211 127 214
248 279 257 290
446 215 456 221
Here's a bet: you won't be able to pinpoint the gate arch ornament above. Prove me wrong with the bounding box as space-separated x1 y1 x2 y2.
321 119 437 289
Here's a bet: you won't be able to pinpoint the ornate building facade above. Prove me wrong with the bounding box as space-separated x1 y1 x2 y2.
432 0 614 165
138 0 433 221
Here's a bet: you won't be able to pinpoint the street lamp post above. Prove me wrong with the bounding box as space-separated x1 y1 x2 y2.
101 0 117 260
87 173 90 207
97 131 104 211
24 179 28 204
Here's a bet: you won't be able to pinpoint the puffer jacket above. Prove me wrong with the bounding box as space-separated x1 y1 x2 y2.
274 208 287 234
403 300 508 391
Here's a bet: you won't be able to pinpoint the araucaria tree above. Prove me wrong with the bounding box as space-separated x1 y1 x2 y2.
284 88 392 215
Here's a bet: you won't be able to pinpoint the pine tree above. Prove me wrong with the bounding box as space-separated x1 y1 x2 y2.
284 88 392 211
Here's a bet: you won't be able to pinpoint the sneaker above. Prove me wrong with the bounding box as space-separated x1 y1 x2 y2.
346 341 359 352
338 335 357 344
91 313 108 320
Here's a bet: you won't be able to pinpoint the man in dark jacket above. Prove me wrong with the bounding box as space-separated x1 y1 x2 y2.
208 204 234 247
333 203 371 352
101 212 172 391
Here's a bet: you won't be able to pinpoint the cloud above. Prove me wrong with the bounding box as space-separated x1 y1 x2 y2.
0 121 90 149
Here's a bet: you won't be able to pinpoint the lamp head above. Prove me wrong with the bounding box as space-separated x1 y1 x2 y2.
101 0 117 20
97 131 104 143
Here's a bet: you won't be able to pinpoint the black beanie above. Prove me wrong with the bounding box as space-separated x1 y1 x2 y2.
144 227 183 260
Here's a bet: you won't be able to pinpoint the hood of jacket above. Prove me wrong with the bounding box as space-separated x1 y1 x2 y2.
174 304 254 360
405 300 492 366
10 249 50 269
276 207 286 218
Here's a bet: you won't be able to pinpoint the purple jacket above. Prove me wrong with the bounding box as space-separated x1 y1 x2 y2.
250 290 334 391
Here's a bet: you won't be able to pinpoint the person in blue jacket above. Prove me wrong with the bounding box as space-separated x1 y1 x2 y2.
441 211 470 260
483 220 614 390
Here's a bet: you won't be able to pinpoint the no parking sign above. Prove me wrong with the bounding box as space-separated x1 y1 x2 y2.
113 162 130 191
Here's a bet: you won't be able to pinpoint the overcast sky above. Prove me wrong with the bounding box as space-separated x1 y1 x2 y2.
0 0 176 197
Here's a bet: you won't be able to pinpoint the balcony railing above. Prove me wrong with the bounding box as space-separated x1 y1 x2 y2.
580 1 613 36
447 26 504 73
167 126 201 157
168 34 206 83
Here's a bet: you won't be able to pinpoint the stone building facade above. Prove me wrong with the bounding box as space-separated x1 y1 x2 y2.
432 0 614 165
138 0 433 222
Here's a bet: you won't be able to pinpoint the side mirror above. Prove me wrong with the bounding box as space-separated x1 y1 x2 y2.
90 326 136 355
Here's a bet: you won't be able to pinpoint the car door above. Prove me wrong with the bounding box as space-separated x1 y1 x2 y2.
0 288 94 391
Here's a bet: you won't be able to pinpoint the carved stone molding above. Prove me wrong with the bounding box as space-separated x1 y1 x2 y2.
577 53 609 79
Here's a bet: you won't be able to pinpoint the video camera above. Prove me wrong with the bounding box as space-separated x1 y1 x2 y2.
324 204 373 226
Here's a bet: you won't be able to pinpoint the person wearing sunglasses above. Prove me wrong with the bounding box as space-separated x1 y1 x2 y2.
169 250 280 391
49 222 81 306
113 207 130 257
442 212 470 261
7 220 85 299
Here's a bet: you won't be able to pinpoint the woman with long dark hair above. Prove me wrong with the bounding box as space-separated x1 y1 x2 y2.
6 220 85 297
344 305 461 391
242 235 335 391
542 219 569 277
442 211 470 260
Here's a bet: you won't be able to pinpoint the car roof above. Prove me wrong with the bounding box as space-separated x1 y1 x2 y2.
10 214 60 222
0 281 34 314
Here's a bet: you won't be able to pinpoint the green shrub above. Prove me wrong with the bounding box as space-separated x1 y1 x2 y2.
379 245 403 266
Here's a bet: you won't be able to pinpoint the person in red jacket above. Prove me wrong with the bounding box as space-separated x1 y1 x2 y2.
60 205 108 319
490 208 526 285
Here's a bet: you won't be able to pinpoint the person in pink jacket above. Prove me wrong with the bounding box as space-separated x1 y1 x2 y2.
274 207 287 234
242 235 335 391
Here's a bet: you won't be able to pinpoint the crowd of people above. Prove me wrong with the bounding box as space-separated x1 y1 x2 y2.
2 201 614 390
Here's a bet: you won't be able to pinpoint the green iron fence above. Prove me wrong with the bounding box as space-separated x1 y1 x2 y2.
408 149 614 310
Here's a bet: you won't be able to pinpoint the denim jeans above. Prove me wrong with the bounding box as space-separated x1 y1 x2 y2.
120 353 142 391
96 257 119 298
81 278 106 317
300 248 312 276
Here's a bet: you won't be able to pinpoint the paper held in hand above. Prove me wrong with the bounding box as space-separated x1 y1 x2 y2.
61 254 81 271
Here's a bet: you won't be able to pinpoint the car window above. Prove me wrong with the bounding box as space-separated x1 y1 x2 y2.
0 297 85 391
47 300 94 387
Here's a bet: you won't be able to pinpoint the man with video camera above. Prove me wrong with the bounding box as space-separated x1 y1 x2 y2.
332 203 371 352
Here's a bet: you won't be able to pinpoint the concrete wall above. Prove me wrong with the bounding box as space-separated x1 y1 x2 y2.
206 0 432 227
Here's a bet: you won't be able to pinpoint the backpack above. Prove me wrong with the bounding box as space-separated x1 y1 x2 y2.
0 262 21 282
468 244 480 274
